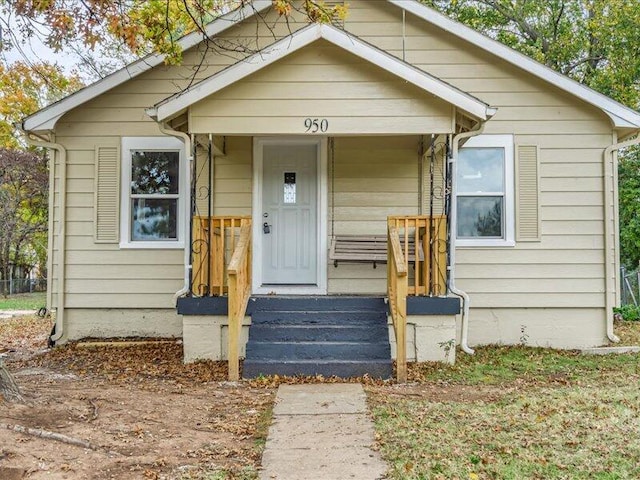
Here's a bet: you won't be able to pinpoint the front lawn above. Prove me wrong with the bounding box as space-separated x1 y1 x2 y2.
369 341 640 480
0 292 46 311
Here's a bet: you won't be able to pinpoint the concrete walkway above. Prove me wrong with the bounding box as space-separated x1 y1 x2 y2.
260 383 387 480
0 310 35 320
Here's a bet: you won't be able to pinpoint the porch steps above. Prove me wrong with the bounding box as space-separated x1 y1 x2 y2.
243 296 393 379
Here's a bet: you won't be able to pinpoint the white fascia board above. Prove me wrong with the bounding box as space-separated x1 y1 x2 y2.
22 0 272 132
154 24 494 122
390 0 640 128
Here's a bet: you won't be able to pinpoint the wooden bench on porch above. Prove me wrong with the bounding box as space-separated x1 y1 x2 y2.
329 235 424 268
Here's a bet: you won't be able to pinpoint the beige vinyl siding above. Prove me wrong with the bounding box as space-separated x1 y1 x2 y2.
213 137 252 216
51 137 184 310
194 136 253 217
328 136 419 294
189 40 455 135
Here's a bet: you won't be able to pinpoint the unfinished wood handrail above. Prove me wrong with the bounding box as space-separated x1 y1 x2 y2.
388 215 447 296
227 223 252 381
387 226 408 383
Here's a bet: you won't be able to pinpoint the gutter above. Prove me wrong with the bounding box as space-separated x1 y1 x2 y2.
449 121 487 355
19 127 67 344
603 132 640 343
157 123 194 302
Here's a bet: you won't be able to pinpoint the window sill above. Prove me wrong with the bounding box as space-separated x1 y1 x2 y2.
455 239 515 248
119 241 185 250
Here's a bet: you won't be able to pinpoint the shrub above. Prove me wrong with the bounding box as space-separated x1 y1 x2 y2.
614 304 640 322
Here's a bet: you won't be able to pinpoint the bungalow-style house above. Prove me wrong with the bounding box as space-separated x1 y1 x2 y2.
20 0 640 381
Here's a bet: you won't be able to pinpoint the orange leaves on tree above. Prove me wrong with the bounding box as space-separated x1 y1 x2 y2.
0 62 83 148
5 1 350 66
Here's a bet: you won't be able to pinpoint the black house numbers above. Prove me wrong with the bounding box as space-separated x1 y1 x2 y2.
304 118 329 133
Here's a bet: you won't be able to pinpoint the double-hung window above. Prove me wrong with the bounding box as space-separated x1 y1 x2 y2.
456 134 514 247
120 137 185 248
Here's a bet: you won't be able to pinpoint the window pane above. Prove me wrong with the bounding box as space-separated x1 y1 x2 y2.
131 151 179 195
458 148 504 193
457 196 503 238
132 198 178 240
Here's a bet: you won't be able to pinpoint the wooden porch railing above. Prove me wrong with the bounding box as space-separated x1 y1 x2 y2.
191 216 252 381
227 222 252 381
191 216 252 296
387 215 449 383
387 226 408 383
387 215 448 296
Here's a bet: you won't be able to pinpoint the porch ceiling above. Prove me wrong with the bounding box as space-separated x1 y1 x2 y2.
147 24 496 135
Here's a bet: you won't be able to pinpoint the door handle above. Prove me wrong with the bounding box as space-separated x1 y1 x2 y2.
263 222 271 234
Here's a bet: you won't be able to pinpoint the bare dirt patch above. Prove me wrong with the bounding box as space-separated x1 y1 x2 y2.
366 383 509 404
1 317 275 479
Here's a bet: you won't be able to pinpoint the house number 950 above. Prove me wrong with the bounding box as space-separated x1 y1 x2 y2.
304 118 329 133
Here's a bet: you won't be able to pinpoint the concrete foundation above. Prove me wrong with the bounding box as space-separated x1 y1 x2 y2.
182 315 250 362
389 314 457 363
63 308 182 343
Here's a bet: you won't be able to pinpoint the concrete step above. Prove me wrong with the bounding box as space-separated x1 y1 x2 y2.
248 324 389 343
251 310 388 325
245 341 391 361
243 359 393 379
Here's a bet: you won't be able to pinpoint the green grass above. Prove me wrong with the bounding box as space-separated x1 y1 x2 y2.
371 345 640 480
0 292 46 310
407 345 640 386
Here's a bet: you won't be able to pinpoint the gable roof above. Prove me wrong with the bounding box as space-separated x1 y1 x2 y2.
21 0 640 132
147 23 496 123
21 0 272 132
389 0 640 130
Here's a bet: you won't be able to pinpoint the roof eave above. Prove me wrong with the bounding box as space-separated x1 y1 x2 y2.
390 0 640 129
152 24 495 124
21 0 273 133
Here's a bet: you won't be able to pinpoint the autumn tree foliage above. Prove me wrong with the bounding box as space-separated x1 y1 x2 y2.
2 1 347 65
421 0 640 108
619 150 640 269
0 62 82 293
0 62 83 148
0 148 48 295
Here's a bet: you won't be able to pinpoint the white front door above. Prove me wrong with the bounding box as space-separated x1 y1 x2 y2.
262 143 317 284
253 138 327 293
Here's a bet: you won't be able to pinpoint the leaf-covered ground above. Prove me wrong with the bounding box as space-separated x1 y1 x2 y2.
2 315 640 479
369 332 640 480
0 316 275 479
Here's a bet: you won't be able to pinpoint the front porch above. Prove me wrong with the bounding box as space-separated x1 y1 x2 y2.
178 213 460 382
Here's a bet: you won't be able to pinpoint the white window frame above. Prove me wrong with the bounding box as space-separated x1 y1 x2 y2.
120 136 186 249
455 134 515 247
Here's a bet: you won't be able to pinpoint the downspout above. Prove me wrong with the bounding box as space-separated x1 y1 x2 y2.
20 129 67 344
603 132 640 343
449 121 487 355
158 123 194 301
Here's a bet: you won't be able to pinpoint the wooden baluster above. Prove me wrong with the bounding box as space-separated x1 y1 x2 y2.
220 219 226 296
414 218 420 295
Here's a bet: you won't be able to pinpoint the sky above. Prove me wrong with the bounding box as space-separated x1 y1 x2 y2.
1 17 127 81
